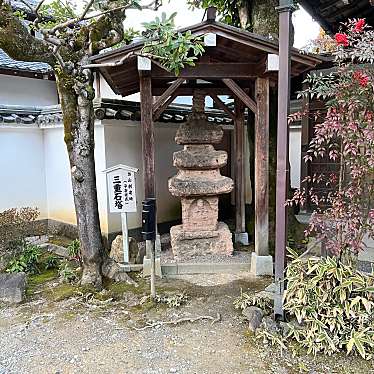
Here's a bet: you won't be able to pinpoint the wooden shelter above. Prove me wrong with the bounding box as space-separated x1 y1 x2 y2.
300 0 374 34
90 8 323 263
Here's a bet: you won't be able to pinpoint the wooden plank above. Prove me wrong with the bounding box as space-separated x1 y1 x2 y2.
223 79 257 113
210 94 235 121
153 92 178 121
139 71 155 198
255 77 269 256
152 63 261 79
152 78 185 115
234 99 246 235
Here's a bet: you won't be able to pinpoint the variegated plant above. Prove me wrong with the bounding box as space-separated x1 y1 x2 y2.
284 248 374 359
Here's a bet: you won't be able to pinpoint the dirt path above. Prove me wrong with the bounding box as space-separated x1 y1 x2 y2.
0 273 373 374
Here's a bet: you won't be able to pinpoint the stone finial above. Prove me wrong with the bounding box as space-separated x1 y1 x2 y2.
192 90 206 115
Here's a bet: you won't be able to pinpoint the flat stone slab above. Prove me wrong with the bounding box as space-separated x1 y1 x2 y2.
0 272 26 304
170 222 233 261
162 262 251 275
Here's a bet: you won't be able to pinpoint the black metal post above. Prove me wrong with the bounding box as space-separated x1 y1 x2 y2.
274 0 295 319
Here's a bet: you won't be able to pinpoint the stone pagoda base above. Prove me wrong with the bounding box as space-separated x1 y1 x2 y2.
170 222 233 261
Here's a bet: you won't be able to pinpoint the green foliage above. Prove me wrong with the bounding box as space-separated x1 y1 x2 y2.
58 260 77 283
44 255 60 270
142 12 204 75
283 250 374 359
187 0 242 27
39 0 77 28
67 239 81 263
13 10 26 20
6 244 42 274
233 289 273 314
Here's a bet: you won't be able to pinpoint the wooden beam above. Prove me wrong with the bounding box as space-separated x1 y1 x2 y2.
255 77 270 257
139 71 155 198
234 99 246 236
152 78 185 116
210 94 235 121
153 92 178 121
152 63 261 79
152 87 239 96
222 79 257 114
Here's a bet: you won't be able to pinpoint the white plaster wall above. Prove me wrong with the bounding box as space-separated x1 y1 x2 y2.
0 127 47 217
0 75 58 106
43 124 109 232
289 126 302 189
104 120 181 233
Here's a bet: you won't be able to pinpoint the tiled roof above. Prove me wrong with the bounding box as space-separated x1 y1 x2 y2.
0 99 237 127
0 49 51 74
11 0 39 11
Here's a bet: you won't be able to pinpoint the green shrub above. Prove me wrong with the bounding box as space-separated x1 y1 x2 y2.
6 243 42 274
67 239 81 264
58 261 77 283
234 289 273 314
44 255 60 270
284 250 374 359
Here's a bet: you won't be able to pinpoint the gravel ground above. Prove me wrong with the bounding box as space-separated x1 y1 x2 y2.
1 273 373 374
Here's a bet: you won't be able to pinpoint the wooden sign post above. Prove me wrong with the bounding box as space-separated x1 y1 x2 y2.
103 164 138 263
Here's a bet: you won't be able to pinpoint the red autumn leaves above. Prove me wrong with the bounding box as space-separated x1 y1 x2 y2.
353 71 369 87
335 19 366 47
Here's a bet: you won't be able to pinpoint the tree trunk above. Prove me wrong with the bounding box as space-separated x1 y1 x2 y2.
56 71 134 288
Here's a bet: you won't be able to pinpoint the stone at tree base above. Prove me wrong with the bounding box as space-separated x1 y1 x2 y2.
170 222 233 261
0 273 26 304
242 306 264 332
110 235 144 264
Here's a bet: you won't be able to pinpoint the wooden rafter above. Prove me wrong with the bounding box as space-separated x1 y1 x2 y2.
222 79 257 114
153 92 178 121
209 94 235 121
152 78 185 116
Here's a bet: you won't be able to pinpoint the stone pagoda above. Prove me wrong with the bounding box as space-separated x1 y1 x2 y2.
168 91 234 260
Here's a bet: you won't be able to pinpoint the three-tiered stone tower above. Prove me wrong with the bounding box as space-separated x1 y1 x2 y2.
168 91 234 260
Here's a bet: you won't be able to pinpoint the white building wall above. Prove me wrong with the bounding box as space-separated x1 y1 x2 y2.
0 75 58 106
0 127 47 217
289 125 302 189
104 120 181 233
43 123 109 232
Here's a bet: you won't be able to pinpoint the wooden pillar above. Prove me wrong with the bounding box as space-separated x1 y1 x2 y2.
234 99 246 237
274 0 295 318
139 71 155 199
255 77 270 256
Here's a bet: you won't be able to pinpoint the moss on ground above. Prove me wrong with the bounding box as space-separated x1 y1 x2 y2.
48 235 75 248
26 269 59 297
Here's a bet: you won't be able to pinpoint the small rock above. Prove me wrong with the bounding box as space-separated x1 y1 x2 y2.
242 306 264 332
0 272 26 304
110 235 144 264
261 316 279 334
169 368 178 373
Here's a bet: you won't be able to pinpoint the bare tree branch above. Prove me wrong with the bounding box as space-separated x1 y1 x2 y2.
35 0 46 13
80 0 95 21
